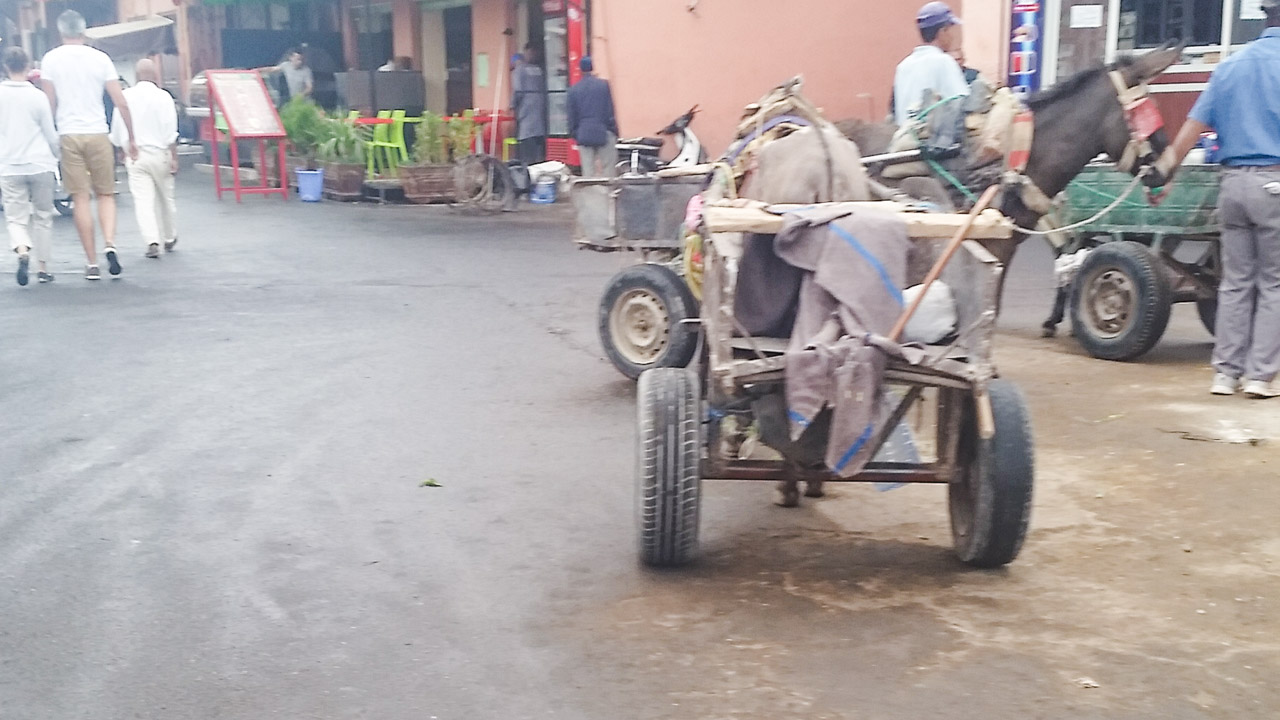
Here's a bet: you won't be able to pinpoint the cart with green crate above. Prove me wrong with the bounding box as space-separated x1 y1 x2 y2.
1057 162 1220 361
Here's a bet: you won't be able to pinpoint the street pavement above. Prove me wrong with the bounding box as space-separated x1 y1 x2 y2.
0 175 1276 719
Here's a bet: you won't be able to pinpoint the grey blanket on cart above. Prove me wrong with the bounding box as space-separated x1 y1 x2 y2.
771 205 910 477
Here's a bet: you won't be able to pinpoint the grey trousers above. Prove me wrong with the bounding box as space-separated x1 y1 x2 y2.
1 171 55 265
1214 167 1280 382
578 133 618 178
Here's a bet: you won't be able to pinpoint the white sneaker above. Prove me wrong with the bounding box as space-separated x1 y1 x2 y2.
1243 380 1279 399
1210 373 1239 395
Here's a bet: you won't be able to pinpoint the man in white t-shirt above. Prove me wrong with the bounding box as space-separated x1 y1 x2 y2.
41 9 137 280
110 59 178 260
892 2 970 127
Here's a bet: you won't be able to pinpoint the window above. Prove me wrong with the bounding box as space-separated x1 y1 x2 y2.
1118 0 1223 49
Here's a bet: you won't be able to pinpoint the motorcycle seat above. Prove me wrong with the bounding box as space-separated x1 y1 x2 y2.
618 136 664 148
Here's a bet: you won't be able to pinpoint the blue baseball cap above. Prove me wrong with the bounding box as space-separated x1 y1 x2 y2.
917 2 961 29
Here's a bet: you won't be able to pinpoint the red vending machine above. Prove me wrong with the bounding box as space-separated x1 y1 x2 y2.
541 0 586 167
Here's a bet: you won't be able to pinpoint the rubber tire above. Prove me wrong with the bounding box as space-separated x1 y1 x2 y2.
637 368 702 567
1196 298 1217 337
949 379 1035 568
599 263 700 381
1070 240 1172 361
53 198 72 217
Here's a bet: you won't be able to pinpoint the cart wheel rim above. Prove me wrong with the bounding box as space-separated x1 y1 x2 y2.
610 288 670 365
951 446 979 541
1083 267 1136 339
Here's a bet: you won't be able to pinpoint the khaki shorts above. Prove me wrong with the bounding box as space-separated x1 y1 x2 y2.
60 134 116 197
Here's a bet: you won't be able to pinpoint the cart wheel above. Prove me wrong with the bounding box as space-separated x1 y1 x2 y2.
949 380 1034 568
600 264 700 381
1070 241 1172 361
1196 298 1217 337
637 368 702 567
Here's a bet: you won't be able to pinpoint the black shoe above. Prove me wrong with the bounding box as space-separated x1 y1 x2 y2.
37 271 54 284
105 246 122 276
16 253 29 286
146 243 160 259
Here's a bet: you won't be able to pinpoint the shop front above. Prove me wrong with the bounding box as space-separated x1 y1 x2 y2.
1040 0 1273 131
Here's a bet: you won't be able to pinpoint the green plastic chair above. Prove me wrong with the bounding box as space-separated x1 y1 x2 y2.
389 110 410 163
366 110 399 177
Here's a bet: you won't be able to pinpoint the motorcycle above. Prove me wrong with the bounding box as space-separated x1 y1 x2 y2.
615 106 706 176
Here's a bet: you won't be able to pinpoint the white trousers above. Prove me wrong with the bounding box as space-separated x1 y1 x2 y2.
125 148 177 246
1 171 55 265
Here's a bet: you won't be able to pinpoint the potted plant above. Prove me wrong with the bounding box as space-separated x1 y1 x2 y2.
278 97 331 191
447 110 477 162
399 112 455 203
317 117 368 200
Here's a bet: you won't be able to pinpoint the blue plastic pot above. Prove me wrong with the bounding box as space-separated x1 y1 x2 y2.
296 168 324 202
529 175 557 204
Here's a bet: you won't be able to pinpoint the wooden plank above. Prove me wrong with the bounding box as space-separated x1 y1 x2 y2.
702 202 1014 239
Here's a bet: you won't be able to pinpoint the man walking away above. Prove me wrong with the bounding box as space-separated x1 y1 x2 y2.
512 44 547 165
41 9 137 280
1153 0 1280 399
892 2 969 127
567 56 619 178
110 58 178 259
0 47 60 286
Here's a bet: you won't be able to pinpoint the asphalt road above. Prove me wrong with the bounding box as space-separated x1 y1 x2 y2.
1 177 1274 719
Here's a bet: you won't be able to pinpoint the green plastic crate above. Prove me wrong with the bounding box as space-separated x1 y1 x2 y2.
1062 163 1219 234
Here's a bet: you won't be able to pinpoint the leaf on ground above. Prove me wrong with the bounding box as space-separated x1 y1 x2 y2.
419 478 442 487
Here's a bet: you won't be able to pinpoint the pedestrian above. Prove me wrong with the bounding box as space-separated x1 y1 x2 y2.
109 58 178 260
40 9 138 281
1152 0 1280 399
277 48 313 101
892 2 969 127
512 44 547 165
0 47 60 286
567 56 619 178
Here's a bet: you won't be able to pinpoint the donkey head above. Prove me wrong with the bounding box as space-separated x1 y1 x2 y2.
1022 42 1184 204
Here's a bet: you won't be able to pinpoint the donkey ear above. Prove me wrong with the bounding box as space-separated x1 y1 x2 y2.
1127 41 1186 84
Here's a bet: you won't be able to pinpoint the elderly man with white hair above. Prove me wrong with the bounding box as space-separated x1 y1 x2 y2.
40 9 137 280
110 58 178 259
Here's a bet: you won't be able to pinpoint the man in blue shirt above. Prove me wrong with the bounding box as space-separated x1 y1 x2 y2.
567 57 619 178
1155 0 1280 398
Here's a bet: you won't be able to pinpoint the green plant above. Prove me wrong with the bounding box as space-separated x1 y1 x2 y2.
447 110 476 161
317 118 367 164
279 97 332 167
411 112 448 165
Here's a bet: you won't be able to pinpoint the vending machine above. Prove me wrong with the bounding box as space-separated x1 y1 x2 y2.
541 0 587 166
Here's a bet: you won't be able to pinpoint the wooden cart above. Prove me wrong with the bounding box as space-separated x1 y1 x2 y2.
637 201 1036 569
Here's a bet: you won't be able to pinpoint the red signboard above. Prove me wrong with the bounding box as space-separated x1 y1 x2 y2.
206 69 287 202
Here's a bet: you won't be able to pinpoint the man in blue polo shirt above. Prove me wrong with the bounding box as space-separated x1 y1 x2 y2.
892 2 970 127
1155 0 1280 399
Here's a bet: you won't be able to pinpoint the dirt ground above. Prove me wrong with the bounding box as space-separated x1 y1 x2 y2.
556 310 1279 720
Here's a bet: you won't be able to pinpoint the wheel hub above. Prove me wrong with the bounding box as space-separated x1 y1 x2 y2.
1085 268 1136 338
611 289 670 364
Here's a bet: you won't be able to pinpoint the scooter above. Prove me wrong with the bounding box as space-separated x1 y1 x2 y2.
615 106 706 176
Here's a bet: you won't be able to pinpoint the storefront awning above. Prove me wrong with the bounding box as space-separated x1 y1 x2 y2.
84 15 174 58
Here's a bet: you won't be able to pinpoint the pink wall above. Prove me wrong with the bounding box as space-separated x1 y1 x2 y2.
591 0 925 156
470 0 516 113
959 0 1009 81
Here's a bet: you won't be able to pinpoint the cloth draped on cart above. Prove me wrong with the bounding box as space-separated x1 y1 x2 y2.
737 204 913 477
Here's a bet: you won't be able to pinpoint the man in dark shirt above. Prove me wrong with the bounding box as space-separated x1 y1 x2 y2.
566 56 618 177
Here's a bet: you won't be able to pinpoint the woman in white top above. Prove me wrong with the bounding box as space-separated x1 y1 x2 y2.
0 46 60 286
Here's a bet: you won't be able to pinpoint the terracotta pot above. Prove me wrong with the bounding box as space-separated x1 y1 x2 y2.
322 161 366 200
399 164 455 204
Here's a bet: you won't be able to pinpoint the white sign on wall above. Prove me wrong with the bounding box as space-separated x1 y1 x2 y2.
1240 0 1267 20
1070 4 1104 28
